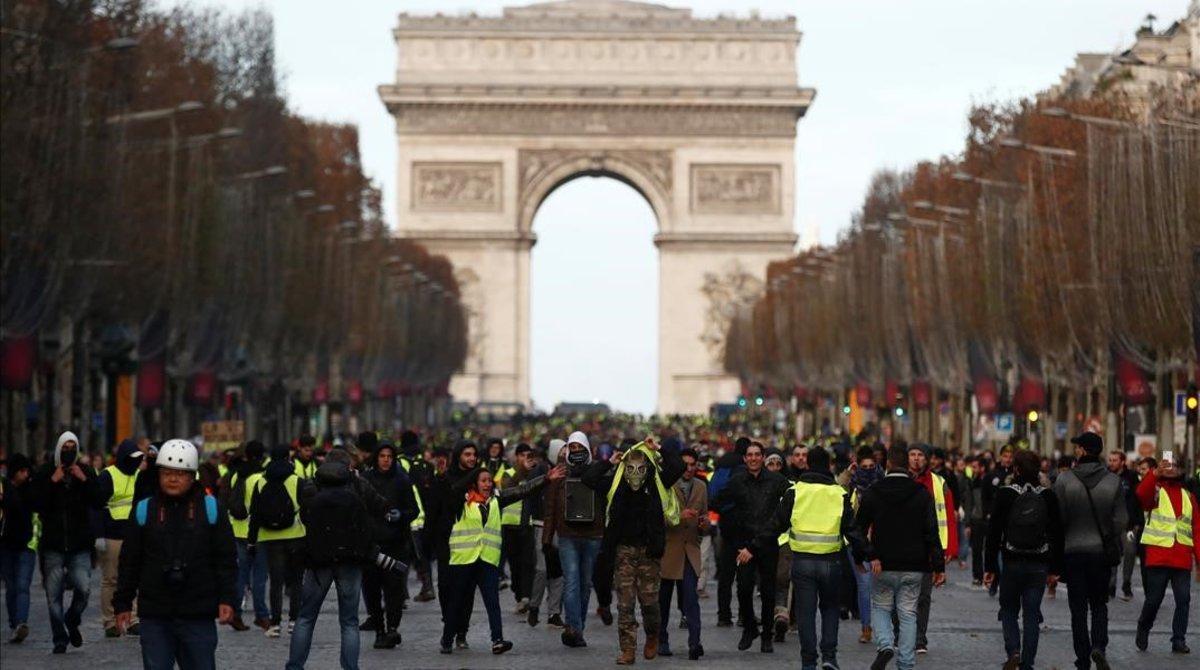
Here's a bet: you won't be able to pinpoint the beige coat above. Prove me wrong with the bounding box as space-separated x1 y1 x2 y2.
660 476 708 580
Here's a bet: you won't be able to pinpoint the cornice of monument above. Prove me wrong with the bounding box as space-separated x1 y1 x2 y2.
378 83 815 112
395 0 798 38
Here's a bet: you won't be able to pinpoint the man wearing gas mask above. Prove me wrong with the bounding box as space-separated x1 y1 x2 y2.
582 437 684 665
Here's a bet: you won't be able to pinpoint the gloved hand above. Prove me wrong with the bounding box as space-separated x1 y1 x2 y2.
376 552 409 576
385 509 402 524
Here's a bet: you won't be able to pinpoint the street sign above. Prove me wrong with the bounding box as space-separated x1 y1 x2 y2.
200 420 244 455
1176 391 1189 417
995 413 1014 438
1174 391 1188 447
1055 422 1068 440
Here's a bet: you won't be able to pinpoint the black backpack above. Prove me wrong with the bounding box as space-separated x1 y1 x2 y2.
1004 484 1049 554
254 477 296 531
224 471 251 521
304 485 371 566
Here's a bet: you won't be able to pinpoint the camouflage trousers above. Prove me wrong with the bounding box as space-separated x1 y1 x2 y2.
615 544 662 652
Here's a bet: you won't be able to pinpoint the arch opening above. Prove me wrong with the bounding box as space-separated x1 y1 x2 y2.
529 174 659 414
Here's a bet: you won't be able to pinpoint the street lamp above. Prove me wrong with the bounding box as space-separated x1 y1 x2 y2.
997 137 1077 159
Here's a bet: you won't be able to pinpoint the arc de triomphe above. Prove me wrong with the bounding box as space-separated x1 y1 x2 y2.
379 0 813 414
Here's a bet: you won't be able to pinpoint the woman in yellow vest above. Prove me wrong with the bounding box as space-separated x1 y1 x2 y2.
440 463 564 655
247 445 306 639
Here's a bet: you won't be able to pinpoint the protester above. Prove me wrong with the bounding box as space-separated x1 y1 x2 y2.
440 462 563 654
1134 455 1198 654
714 440 790 652
292 435 318 480
847 445 883 643
500 443 540 615
427 438 479 649
543 431 607 647
224 440 269 631
658 446 708 660
285 450 405 670
905 443 957 654
1106 449 1142 601
248 444 307 638
707 436 748 627
985 449 1064 670
1053 432 1126 670
359 439 418 649
854 443 945 670
113 439 237 670
32 431 97 654
582 437 683 664
92 437 147 636
397 430 436 602
0 453 36 644
538 439 568 628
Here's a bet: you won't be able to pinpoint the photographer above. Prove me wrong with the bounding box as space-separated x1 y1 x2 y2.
113 440 237 670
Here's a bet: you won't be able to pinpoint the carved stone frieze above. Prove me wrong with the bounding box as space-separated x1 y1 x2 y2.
517 148 672 208
411 161 502 212
690 163 781 215
393 105 799 138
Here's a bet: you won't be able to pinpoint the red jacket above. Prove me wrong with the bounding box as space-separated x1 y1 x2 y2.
915 470 958 558
1135 472 1200 570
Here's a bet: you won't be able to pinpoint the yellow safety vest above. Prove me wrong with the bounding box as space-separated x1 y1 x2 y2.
787 481 845 554
293 459 317 480
218 463 229 480
251 474 306 542
1141 487 1194 549
104 465 140 521
449 497 502 566
399 458 426 531
605 443 680 526
28 512 40 552
931 472 949 550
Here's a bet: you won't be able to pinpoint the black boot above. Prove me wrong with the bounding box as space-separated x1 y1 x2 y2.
738 626 757 651
359 615 379 631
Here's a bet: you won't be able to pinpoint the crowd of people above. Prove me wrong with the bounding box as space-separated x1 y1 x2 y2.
0 421 1197 670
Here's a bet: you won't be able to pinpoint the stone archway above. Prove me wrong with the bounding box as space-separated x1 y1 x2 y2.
379 0 814 413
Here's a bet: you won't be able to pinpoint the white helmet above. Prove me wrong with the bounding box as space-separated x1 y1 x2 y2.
157 439 199 472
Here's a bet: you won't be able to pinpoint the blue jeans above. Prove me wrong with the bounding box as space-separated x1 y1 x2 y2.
286 564 361 670
441 560 503 644
139 617 217 670
998 559 1047 670
40 550 92 648
1139 566 1191 647
558 536 602 632
235 538 269 620
659 561 701 652
852 557 873 628
872 571 922 670
793 556 843 668
1 547 36 627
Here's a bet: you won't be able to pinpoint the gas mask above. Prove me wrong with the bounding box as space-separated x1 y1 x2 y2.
623 456 650 491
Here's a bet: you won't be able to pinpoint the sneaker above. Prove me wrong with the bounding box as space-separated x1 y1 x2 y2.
253 617 271 631
388 630 402 647
1090 649 1111 670
105 626 120 638
1136 627 1149 651
659 644 674 657
67 623 82 647
1003 653 1021 670
265 625 281 638
821 661 840 670
717 616 733 628
527 606 540 627
870 647 894 670
1172 643 1191 654
52 644 67 654
774 617 788 642
547 613 565 628
679 615 688 629
492 639 513 655
562 628 587 648
1120 588 1133 602
359 615 379 631
499 579 510 591
126 623 140 636
598 605 613 626
915 644 927 654
688 645 704 660
286 620 295 635
440 637 453 654
455 633 469 649
516 599 529 615
374 631 395 649
10 623 29 644
415 589 436 602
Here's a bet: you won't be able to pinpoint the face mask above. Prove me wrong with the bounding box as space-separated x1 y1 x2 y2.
60 449 77 466
624 460 649 491
567 449 589 467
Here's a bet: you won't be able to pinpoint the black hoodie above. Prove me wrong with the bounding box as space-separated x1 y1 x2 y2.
426 441 478 554
361 447 419 554
854 471 944 573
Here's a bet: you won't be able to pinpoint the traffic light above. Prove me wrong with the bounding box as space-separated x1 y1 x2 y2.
842 404 851 416
754 396 764 407
1026 409 1040 423
737 396 748 408
894 406 905 418
1187 384 1198 425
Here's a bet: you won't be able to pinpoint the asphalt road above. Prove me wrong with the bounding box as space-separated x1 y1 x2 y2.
2 558 1195 669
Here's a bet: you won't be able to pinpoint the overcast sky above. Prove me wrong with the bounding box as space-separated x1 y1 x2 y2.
178 0 1186 413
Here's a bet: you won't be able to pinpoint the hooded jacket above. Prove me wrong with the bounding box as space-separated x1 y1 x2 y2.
1052 459 1127 556
854 471 945 573
31 431 97 553
713 465 790 551
543 433 607 542
92 438 151 539
758 470 867 562
426 441 479 554
582 443 684 559
0 456 35 550
361 445 419 553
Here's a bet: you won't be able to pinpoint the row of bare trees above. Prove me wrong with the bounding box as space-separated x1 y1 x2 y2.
724 91 1198 442
1 1 466 447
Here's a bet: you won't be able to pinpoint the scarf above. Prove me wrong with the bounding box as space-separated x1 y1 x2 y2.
849 464 884 496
